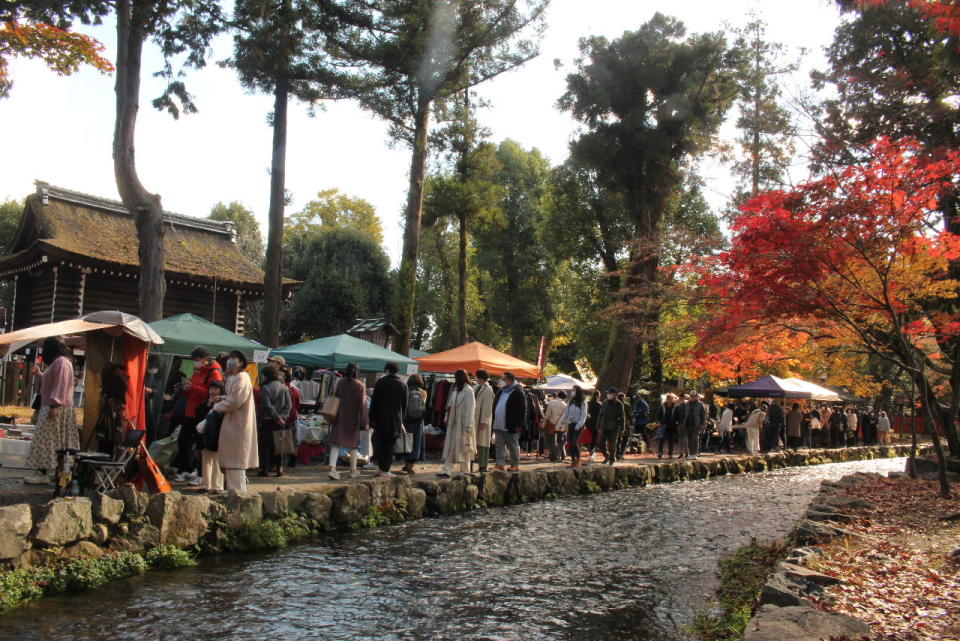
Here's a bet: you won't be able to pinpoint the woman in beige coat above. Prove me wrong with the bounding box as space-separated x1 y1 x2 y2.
473 369 495 472
214 350 258 493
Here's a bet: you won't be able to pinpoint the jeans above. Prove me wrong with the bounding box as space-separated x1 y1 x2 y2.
494 430 520 467
567 424 583 460
404 419 425 463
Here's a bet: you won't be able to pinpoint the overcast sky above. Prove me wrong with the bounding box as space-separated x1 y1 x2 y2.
0 0 843 264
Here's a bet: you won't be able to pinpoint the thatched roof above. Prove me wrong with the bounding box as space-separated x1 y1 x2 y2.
0 182 293 292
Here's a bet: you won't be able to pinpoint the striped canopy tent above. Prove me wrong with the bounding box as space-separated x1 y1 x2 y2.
415 342 540 378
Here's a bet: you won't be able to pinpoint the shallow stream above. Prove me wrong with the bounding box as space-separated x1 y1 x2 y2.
0 458 904 641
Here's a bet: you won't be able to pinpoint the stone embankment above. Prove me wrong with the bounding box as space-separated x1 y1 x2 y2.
740 471 885 641
0 445 911 592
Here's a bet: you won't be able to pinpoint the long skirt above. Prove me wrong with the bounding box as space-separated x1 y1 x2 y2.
25 406 80 471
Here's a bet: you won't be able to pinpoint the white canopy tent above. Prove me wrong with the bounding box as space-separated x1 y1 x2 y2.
536 374 595 391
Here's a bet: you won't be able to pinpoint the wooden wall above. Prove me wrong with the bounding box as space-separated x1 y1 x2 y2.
13 266 244 332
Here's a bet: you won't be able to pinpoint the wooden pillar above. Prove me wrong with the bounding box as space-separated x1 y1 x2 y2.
50 265 58 323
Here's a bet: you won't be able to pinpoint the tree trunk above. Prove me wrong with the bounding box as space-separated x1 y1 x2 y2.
599 321 637 392
457 207 468 345
648 337 664 391
395 98 431 356
261 78 289 347
113 0 165 322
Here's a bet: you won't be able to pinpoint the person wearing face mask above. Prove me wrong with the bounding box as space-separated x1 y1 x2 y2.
492 371 527 471
596 387 626 465
144 355 163 443
172 346 223 484
213 350 258 493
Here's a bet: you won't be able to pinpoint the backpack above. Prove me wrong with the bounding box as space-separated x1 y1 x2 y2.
406 388 424 420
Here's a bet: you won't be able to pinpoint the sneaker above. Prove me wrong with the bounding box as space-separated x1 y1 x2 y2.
173 472 189 482
362 462 378 470
379 471 395 478
189 476 201 486
328 470 341 480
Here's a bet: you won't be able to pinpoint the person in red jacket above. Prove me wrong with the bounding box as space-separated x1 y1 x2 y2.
172 346 223 484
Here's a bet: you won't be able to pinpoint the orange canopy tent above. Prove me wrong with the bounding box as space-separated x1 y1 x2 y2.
414 342 541 378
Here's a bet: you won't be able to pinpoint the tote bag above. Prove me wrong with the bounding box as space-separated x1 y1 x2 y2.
320 395 340 422
272 429 296 455
395 425 413 454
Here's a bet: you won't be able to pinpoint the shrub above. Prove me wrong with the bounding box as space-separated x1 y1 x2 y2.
145 546 197 569
221 516 316 552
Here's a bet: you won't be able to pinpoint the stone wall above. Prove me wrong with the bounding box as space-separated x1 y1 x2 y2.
0 445 912 572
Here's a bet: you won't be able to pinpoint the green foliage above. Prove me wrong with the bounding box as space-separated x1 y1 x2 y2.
0 566 49 611
687 539 791 641
0 199 22 255
727 16 798 206
286 189 384 246
580 479 601 494
145 545 197 569
472 140 555 359
221 516 315 552
282 228 393 343
350 506 393 530
208 201 264 265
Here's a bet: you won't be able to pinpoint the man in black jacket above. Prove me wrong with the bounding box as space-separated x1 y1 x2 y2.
369 362 407 477
492 371 527 471
678 391 707 460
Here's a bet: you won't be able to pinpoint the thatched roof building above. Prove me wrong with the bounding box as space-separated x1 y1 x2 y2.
0 182 294 333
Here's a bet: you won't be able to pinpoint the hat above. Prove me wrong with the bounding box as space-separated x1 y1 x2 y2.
606 387 618 394
268 355 286 366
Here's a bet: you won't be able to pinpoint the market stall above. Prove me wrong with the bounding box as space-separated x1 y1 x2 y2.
270 334 417 372
721 374 840 401
414 342 541 378
536 373 595 392
0 312 165 489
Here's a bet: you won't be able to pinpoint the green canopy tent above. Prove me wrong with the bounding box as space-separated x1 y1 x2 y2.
409 348 431 359
148 313 265 359
271 334 417 372
145 314 267 441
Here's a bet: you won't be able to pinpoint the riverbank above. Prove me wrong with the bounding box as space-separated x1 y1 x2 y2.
0 445 912 614
695 462 959 641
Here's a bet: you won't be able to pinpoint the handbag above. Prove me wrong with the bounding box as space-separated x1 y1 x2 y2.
394 425 413 454
543 419 557 436
272 428 296 455
320 395 340 422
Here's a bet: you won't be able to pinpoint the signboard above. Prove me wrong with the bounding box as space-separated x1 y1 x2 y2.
574 357 598 387
253 349 270 364
406 363 419 375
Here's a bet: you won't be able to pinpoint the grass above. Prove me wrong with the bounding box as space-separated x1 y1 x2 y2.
687 538 792 641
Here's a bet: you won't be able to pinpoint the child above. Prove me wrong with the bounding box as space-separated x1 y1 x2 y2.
196 380 225 493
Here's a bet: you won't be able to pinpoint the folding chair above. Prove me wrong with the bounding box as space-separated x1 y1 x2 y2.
80 429 145 494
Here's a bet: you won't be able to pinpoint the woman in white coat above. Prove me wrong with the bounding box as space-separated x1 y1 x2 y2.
439 369 476 478
214 350 258 493
744 403 767 455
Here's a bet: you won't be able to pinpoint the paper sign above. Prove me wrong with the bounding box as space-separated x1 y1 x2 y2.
406 363 419 375
253 350 270 364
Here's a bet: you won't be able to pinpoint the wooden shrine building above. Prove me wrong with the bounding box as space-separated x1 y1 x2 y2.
347 318 400 350
0 182 293 333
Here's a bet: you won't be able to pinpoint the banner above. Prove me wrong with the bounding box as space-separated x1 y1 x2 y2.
536 336 547 376
574 357 598 386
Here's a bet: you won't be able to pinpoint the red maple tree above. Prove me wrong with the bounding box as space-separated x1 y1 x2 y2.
693 137 960 494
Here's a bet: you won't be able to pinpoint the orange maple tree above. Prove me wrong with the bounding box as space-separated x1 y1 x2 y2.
0 20 112 98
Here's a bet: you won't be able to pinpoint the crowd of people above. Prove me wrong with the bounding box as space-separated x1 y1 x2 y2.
20 336 898 493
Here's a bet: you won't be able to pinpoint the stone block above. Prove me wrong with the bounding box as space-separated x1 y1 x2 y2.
777 562 842 587
224 491 263 529
31 497 93 547
795 519 851 546
329 483 370 525
589 464 616 490
108 484 148 519
742 604 870 641
302 492 332 528
547 468 578 496
91 523 110 546
804 507 853 523
464 484 479 509
516 470 548 500
365 479 397 508
479 471 510 504
261 491 291 519
147 491 212 548
760 573 809 607
63 540 105 559
818 495 875 511
0 504 32 559
406 488 427 519
93 495 124 525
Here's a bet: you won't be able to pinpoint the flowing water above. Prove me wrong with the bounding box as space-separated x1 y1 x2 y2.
0 458 904 641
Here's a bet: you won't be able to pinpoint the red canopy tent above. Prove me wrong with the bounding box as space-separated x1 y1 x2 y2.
415 342 541 378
